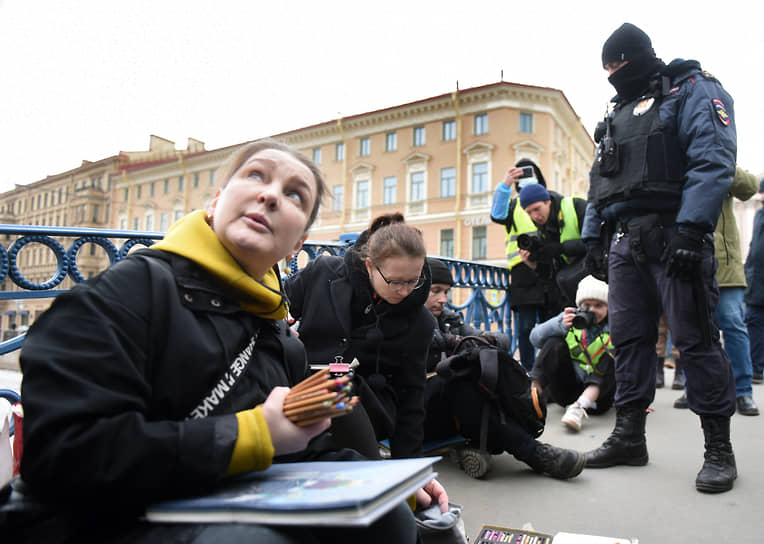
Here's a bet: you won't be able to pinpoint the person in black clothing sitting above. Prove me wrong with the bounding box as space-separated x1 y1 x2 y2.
422 257 585 479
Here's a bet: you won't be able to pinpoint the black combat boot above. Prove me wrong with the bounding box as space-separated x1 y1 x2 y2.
696 415 737 493
521 442 585 480
584 404 648 468
656 357 665 388
672 357 686 390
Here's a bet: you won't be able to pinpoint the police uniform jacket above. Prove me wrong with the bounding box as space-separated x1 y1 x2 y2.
582 59 737 240
284 237 436 459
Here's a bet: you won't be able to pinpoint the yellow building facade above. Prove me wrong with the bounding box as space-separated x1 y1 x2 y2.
0 81 594 343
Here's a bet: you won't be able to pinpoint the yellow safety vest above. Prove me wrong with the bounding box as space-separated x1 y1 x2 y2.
504 196 581 270
564 328 613 374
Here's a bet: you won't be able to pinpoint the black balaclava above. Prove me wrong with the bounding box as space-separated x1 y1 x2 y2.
601 23 662 101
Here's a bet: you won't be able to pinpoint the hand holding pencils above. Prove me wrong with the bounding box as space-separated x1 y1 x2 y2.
284 368 359 427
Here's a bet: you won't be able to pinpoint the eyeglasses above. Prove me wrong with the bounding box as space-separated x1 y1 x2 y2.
374 264 425 292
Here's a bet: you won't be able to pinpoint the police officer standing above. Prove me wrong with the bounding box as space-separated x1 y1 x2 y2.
581 23 738 493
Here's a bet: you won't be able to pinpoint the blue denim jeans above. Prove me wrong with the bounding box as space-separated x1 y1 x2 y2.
714 287 753 397
515 305 539 372
745 303 764 375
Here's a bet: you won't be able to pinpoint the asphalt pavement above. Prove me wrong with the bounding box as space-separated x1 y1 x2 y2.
435 367 764 543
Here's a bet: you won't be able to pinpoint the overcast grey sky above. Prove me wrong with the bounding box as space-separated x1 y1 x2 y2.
1 0 762 194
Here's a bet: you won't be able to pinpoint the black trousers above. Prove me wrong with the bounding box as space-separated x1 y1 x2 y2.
532 336 615 414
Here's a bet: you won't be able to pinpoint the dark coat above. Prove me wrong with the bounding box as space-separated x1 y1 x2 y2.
745 206 764 307
284 244 436 458
19 249 319 507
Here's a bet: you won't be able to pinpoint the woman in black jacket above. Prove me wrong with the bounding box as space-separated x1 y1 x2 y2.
13 141 435 543
285 214 436 460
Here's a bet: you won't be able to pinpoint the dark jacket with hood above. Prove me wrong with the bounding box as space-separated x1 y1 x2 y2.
284 232 436 458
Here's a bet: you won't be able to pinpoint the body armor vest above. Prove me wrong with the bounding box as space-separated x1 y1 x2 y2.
589 77 685 212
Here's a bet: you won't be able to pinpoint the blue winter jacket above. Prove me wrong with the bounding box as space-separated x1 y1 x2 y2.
582 59 737 240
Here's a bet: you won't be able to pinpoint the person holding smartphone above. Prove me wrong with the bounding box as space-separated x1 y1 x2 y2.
490 159 587 372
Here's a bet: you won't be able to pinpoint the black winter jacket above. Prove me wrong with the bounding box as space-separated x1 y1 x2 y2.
19 249 321 507
285 245 436 458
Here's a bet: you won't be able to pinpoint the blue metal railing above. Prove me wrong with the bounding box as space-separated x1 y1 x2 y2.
0 225 513 355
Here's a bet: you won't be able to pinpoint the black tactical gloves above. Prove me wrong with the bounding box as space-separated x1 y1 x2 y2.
664 230 704 281
585 241 607 281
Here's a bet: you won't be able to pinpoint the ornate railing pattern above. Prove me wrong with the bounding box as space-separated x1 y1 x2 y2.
0 225 512 355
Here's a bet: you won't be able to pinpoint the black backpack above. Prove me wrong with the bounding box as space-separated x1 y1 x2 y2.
435 336 546 448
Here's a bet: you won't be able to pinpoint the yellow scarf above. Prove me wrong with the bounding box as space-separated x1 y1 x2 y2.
150 210 287 319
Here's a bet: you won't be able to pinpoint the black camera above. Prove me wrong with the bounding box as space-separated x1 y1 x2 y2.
517 232 543 254
572 307 596 329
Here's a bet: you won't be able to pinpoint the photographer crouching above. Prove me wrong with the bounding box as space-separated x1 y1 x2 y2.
528 275 615 432
507 182 587 371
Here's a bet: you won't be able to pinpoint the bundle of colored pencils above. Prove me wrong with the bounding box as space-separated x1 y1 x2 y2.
284 368 359 426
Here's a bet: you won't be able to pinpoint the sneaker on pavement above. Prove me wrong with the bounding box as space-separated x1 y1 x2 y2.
753 372 763 385
561 403 587 432
674 393 689 409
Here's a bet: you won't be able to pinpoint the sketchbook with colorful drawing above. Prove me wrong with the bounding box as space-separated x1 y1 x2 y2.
145 457 440 527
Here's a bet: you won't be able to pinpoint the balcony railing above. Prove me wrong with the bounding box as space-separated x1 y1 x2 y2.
0 225 513 356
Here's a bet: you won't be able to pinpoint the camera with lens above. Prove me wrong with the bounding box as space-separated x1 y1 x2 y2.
572 307 596 329
517 232 543 255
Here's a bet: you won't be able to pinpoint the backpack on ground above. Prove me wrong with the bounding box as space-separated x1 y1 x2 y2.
435 336 546 444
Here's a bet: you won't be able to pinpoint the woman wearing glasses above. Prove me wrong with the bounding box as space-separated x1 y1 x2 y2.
285 213 436 462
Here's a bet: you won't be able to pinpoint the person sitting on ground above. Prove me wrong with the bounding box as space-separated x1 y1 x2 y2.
285 213 437 463
422 257 585 480
529 275 615 432
12 140 441 543
425 256 510 371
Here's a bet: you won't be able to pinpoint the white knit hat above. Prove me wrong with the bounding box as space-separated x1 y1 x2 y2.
575 275 609 306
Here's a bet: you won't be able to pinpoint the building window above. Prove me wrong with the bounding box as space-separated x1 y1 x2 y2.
145 214 154 231
472 162 489 193
440 229 454 258
385 132 397 152
410 171 425 202
474 113 488 135
119 217 127 230
359 137 370 157
193 172 200 188
383 176 397 205
149 182 155 197
178 176 185 192
313 147 322 164
92 204 99 223
133 217 141 231
163 179 169 194
440 167 456 198
332 185 344 211
335 142 345 161
519 112 533 133
174 209 184 223
413 126 426 147
209 169 216 185
442 120 456 141
160 213 169 232
136 185 142 200
356 180 369 209
472 226 487 260
123 188 128 202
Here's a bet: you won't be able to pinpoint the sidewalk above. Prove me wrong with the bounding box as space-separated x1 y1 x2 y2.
436 368 764 543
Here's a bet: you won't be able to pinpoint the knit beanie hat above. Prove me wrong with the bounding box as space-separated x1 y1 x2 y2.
601 23 655 67
576 275 609 306
519 183 550 209
427 257 454 286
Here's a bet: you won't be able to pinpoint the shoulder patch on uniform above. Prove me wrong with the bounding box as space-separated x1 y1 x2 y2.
713 98 730 126
702 70 717 81
669 85 681 94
